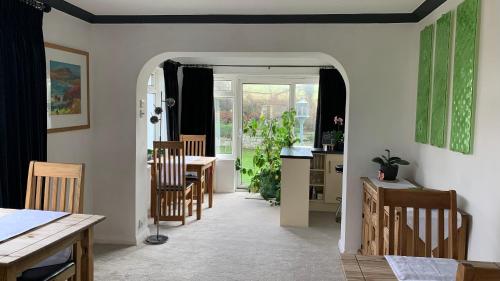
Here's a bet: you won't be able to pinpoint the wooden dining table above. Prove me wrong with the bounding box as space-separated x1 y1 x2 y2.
148 156 216 220
0 208 104 281
341 254 500 281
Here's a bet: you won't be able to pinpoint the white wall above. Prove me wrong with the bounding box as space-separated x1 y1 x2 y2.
42 9 419 247
43 10 94 213
409 0 500 261
85 23 419 247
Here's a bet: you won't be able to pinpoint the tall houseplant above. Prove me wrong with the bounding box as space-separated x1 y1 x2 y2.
235 109 298 203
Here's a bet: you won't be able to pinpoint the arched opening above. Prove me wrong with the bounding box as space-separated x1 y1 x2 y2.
134 52 351 249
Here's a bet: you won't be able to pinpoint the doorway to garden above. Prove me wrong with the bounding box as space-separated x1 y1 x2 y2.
221 77 320 188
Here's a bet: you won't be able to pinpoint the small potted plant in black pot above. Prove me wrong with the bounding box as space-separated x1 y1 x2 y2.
372 149 409 181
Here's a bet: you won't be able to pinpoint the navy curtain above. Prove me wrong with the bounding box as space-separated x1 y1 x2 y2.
180 67 215 156
0 0 47 208
314 69 346 148
163 60 180 141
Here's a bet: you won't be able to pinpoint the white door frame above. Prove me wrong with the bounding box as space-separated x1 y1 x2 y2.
214 74 319 186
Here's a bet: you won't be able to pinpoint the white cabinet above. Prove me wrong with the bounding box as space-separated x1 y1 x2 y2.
309 152 343 212
324 154 343 204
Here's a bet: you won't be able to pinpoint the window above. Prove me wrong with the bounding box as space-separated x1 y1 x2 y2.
147 70 166 154
214 80 234 155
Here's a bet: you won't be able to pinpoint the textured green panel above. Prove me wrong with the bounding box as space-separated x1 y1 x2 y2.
430 12 453 148
415 25 434 144
450 0 480 154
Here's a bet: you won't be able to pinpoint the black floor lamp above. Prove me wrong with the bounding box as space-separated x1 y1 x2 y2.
145 93 176 245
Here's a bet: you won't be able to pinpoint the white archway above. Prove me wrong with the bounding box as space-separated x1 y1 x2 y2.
134 52 351 249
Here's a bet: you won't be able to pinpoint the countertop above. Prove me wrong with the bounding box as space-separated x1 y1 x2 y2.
280 147 313 159
311 148 344 155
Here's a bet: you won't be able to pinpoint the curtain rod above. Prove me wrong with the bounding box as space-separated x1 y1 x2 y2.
180 64 335 69
18 0 51 12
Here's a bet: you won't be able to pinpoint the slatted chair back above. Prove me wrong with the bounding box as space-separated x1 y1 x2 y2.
152 141 187 218
456 263 500 281
180 134 206 156
377 187 458 259
25 161 85 214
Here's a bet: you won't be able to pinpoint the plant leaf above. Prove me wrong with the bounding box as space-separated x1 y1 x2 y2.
393 159 410 165
372 157 385 166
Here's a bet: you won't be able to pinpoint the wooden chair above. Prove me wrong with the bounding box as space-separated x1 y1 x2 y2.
25 161 85 213
151 141 193 225
180 134 206 204
376 187 458 259
456 263 500 281
180 134 206 157
20 161 84 281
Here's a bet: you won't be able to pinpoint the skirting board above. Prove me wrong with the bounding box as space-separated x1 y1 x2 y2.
94 235 138 245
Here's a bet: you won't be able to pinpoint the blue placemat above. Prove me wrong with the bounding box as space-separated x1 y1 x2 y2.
0 209 69 243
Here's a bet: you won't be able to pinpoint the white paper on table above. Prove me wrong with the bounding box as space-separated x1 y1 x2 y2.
369 177 417 189
405 208 462 249
186 156 201 162
0 209 68 243
385 255 458 281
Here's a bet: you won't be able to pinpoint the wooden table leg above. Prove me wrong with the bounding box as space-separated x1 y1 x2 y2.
208 162 215 208
196 167 202 220
81 227 94 281
0 267 16 281
74 240 82 281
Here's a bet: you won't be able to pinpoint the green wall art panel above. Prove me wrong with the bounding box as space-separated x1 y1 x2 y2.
450 0 480 154
415 24 434 144
430 12 453 148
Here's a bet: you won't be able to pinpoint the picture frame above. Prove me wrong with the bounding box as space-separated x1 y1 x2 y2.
45 42 90 133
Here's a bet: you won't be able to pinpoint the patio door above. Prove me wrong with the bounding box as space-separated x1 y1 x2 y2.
239 83 291 186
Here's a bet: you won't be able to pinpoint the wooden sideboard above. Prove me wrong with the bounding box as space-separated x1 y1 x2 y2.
360 177 470 259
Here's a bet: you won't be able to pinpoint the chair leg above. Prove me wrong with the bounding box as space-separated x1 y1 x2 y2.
189 189 193 216
202 182 205 204
182 191 186 225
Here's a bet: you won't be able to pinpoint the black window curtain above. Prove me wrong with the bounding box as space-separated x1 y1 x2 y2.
314 68 346 148
0 0 47 208
180 67 215 156
163 60 180 141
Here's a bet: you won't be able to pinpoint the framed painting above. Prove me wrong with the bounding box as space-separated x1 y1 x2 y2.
45 43 90 133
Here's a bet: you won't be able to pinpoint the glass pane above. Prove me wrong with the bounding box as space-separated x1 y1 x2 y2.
148 73 155 87
215 97 233 154
241 84 290 185
214 80 233 95
295 84 319 147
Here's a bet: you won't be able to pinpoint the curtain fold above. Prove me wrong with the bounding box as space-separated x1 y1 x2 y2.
163 60 180 141
0 0 47 208
180 67 215 156
314 69 346 148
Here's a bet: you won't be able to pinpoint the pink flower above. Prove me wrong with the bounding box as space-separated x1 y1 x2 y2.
334 116 344 126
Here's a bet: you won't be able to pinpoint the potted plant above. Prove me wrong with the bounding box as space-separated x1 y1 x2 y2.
322 116 344 152
235 109 298 204
371 149 409 181
332 116 344 152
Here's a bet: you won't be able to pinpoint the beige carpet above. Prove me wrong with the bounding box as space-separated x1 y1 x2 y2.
94 192 344 281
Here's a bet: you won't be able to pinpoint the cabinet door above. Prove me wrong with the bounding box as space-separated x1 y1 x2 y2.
324 154 343 204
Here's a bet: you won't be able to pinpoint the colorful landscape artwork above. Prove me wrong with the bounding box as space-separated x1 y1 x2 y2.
50 60 82 115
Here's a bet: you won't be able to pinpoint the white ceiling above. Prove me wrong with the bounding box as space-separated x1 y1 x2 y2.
65 0 426 15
